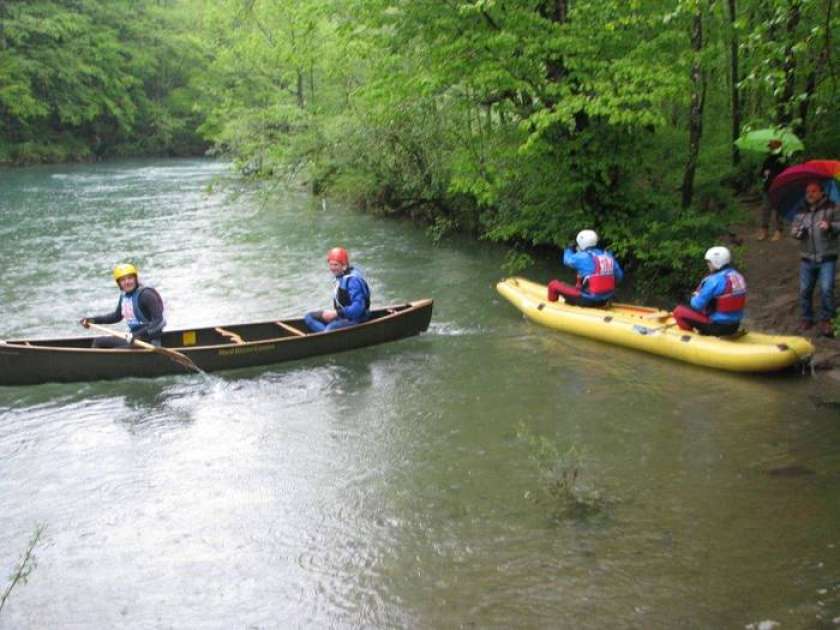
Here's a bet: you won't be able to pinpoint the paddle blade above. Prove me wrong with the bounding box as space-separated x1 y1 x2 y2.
159 348 201 373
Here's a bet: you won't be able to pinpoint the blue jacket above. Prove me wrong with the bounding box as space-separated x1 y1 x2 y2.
333 267 371 322
690 266 747 324
562 247 624 301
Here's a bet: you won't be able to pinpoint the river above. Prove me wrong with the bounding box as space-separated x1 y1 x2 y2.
0 159 838 629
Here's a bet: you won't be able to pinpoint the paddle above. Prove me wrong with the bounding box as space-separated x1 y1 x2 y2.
632 321 678 335
86 322 202 373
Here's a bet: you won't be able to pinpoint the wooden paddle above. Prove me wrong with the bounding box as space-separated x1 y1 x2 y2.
86 323 202 373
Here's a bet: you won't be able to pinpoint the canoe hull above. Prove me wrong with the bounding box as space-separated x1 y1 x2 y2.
497 278 813 373
0 300 433 386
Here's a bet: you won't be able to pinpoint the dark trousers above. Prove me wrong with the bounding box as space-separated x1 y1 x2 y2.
799 258 837 322
760 192 783 231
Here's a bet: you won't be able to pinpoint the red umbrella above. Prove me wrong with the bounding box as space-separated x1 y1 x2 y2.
768 160 840 219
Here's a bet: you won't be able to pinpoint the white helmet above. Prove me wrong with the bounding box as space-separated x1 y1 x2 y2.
704 246 731 270
576 229 598 250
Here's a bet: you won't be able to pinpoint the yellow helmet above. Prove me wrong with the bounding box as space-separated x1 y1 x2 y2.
112 263 139 283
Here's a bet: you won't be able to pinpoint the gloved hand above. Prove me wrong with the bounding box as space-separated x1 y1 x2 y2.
547 280 563 302
126 333 135 345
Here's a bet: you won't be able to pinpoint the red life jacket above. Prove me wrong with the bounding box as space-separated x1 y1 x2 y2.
695 269 747 314
577 253 616 296
714 270 747 313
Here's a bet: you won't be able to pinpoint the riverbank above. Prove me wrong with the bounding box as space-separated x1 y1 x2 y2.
737 195 840 375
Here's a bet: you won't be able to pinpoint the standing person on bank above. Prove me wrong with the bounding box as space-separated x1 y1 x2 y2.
791 181 840 337
80 264 166 348
756 140 787 241
304 247 371 333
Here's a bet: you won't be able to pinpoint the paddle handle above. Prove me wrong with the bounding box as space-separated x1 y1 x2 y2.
85 322 150 347
85 322 202 373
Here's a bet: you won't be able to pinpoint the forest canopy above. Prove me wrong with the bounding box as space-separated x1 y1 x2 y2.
2 0 837 289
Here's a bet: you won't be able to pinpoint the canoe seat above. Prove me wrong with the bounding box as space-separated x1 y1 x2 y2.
215 327 244 344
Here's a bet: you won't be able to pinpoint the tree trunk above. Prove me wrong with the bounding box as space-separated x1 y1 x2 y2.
727 0 742 165
296 69 304 109
539 0 568 23
776 0 801 126
682 3 706 209
796 0 833 138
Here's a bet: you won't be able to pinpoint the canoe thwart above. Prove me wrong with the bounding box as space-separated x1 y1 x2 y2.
275 321 306 337
214 327 245 344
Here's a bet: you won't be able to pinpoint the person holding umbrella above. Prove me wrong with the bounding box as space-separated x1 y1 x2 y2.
791 181 840 337
734 128 804 241
756 140 787 241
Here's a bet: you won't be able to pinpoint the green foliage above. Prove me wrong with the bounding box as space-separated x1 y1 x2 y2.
0 524 46 615
7 0 836 296
501 249 535 276
193 0 804 295
0 0 208 163
515 422 609 522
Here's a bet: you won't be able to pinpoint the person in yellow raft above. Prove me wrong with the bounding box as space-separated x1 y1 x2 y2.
80 264 166 348
672 246 746 336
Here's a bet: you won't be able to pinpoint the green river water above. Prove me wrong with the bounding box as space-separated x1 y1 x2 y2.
0 159 838 629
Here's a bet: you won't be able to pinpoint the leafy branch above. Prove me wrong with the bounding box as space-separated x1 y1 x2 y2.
0 523 47 616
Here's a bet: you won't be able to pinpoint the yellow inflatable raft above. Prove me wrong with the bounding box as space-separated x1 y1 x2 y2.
497 277 814 373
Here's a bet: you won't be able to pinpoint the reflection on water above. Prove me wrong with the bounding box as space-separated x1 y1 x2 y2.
1 159 838 628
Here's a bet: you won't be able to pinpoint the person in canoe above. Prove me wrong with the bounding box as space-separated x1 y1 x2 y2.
672 246 746 336
80 263 166 348
547 229 624 307
304 247 371 333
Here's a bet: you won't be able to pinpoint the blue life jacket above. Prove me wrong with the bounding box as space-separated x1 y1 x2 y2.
690 267 747 324
332 267 371 322
120 285 165 332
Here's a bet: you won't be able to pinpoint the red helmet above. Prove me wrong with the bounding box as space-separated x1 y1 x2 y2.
326 247 349 266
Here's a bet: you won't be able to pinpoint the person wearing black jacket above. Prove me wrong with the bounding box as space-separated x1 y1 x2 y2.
80 263 166 348
756 141 787 241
